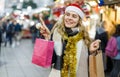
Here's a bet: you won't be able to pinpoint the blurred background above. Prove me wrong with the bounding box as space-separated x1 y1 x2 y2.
0 0 120 39
0 0 120 77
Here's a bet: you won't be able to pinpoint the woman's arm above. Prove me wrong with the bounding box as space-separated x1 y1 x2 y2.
37 15 51 40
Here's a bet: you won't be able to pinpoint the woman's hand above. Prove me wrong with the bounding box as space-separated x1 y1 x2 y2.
38 14 50 40
89 39 101 54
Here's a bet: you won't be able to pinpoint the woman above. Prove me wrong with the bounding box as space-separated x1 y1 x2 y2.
110 24 120 77
38 4 101 77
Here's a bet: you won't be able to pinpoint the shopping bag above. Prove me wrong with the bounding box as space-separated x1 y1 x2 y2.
32 38 54 68
89 50 105 77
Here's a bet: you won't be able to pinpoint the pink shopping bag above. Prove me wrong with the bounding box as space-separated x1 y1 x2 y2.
32 38 54 68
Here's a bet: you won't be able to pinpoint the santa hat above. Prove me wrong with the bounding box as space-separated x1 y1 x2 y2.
65 4 85 19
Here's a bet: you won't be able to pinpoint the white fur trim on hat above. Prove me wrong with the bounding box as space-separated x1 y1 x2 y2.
65 6 85 19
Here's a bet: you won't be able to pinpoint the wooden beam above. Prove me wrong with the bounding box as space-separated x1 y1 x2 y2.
104 0 120 5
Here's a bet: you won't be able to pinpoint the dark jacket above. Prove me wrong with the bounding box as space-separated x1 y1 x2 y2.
95 30 108 52
6 23 15 35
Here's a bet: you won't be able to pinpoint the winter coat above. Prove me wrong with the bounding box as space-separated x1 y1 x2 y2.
95 27 108 52
49 28 89 77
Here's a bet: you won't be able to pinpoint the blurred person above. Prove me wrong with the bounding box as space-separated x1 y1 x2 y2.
95 21 112 72
95 21 108 53
29 21 37 43
2 19 7 43
14 20 22 45
109 24 120 77
38 3 101 77
41 11 53 31
4 19 15 47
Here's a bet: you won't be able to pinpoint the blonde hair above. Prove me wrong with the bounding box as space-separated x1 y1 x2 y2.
51 15 91 47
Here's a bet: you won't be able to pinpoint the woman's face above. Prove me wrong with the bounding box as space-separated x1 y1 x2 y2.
64 11 80 28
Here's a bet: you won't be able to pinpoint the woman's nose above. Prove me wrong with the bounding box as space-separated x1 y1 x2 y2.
67 15 73 20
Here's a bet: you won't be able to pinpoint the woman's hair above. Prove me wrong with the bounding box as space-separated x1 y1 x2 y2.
113 24 120 37
51 15 91 47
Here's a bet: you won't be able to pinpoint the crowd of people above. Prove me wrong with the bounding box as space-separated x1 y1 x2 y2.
0 18 23 48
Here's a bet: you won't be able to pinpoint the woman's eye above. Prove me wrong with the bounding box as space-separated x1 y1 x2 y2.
65 13 70 16
72 14 77 18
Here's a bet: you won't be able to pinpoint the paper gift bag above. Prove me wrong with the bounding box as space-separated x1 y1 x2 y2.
89 50 105 77
32 38 54 68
